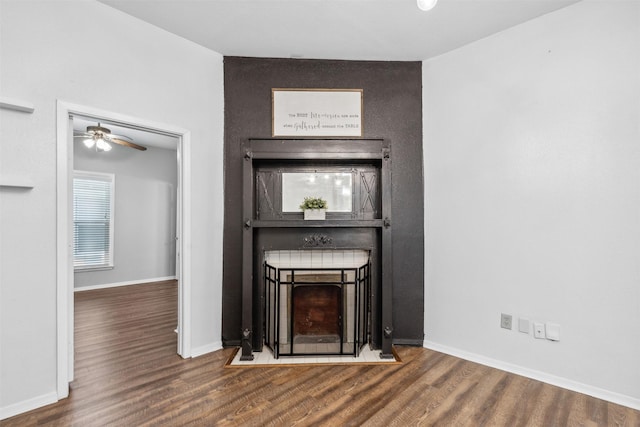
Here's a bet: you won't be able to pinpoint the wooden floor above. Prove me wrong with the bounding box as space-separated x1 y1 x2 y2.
3 280 639 426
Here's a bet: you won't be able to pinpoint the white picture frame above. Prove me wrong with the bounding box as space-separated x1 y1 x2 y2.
272 88 363 137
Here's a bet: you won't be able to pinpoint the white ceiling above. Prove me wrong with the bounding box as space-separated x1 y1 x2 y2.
100 0 580 62
90 0 579 147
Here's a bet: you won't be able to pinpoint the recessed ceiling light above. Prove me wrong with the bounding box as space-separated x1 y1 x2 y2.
417 0 438 11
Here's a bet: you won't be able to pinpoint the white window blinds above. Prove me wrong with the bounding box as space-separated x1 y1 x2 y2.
73 171 115 270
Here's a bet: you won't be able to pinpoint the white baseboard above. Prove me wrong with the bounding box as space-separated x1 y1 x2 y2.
74 276 177 292
423 340 640 411
191 341 223 358
0 391 58 421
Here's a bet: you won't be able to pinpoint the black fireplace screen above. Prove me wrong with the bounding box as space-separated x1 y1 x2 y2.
264 261 370 358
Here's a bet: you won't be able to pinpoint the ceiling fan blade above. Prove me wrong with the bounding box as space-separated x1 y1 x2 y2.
109 137 147 151
74 133 93 138
109 133 133 142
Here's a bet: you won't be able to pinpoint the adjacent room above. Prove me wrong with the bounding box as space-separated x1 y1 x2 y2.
1 0 638 424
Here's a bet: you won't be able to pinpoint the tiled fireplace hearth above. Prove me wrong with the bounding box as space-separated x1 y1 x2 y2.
240 138 394 361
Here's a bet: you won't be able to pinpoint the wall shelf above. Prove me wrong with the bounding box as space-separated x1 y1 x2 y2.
0 96 35 114
0 176 35 189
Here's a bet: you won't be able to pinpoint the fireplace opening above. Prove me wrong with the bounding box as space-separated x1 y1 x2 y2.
292 279 341 343
264 250 370 358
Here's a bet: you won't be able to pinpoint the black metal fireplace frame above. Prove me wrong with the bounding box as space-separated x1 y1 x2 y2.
241 138 393 361
264 263 371 359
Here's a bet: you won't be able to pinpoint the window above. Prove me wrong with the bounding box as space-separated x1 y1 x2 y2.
73 171 115 270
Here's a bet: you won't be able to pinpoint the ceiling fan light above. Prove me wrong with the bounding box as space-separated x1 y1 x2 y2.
96 138 112 152
83 138 95 148
417 0 438 11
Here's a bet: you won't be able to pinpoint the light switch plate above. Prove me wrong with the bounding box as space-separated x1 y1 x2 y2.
518 318 530 334
546 322 560 341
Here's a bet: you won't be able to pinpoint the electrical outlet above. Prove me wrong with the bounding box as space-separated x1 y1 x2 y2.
500 313 513 330
533 322 545 339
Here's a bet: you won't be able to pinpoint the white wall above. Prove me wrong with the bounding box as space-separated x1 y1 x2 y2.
0 0 224 417
423 0 640 408
74 143 177 289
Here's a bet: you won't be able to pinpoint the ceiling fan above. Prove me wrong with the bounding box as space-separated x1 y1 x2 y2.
74 123 147 152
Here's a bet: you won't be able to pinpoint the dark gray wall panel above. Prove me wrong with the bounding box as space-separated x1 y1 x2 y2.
223 57 424 345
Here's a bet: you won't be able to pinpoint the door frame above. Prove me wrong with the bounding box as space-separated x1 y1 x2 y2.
56 101 192 398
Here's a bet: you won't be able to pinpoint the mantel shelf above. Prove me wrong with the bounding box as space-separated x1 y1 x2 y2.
252 219 384 228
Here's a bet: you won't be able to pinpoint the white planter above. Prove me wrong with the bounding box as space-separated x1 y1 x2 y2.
303 209 326 220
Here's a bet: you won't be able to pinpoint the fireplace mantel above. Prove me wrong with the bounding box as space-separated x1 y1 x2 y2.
241 138 393 360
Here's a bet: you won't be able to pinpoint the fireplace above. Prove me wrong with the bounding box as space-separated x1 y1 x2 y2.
264 250 370 358
240 138 393 360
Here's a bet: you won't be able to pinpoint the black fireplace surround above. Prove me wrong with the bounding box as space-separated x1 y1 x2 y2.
241 138 393 360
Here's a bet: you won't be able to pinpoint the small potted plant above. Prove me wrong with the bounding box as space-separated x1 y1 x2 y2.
300 196 328 220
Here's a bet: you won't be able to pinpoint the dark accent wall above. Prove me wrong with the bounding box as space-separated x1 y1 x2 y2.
223 57 424 346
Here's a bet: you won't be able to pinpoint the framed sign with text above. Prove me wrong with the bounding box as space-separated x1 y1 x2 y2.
272 88 363 137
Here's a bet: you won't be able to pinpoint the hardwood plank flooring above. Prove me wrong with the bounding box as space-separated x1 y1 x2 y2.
2 280 639 426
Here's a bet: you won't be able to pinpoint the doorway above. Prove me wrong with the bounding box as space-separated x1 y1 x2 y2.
72 116 178 290
56 101 192 399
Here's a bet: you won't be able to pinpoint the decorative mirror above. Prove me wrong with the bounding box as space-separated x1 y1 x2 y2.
282 172 353 212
